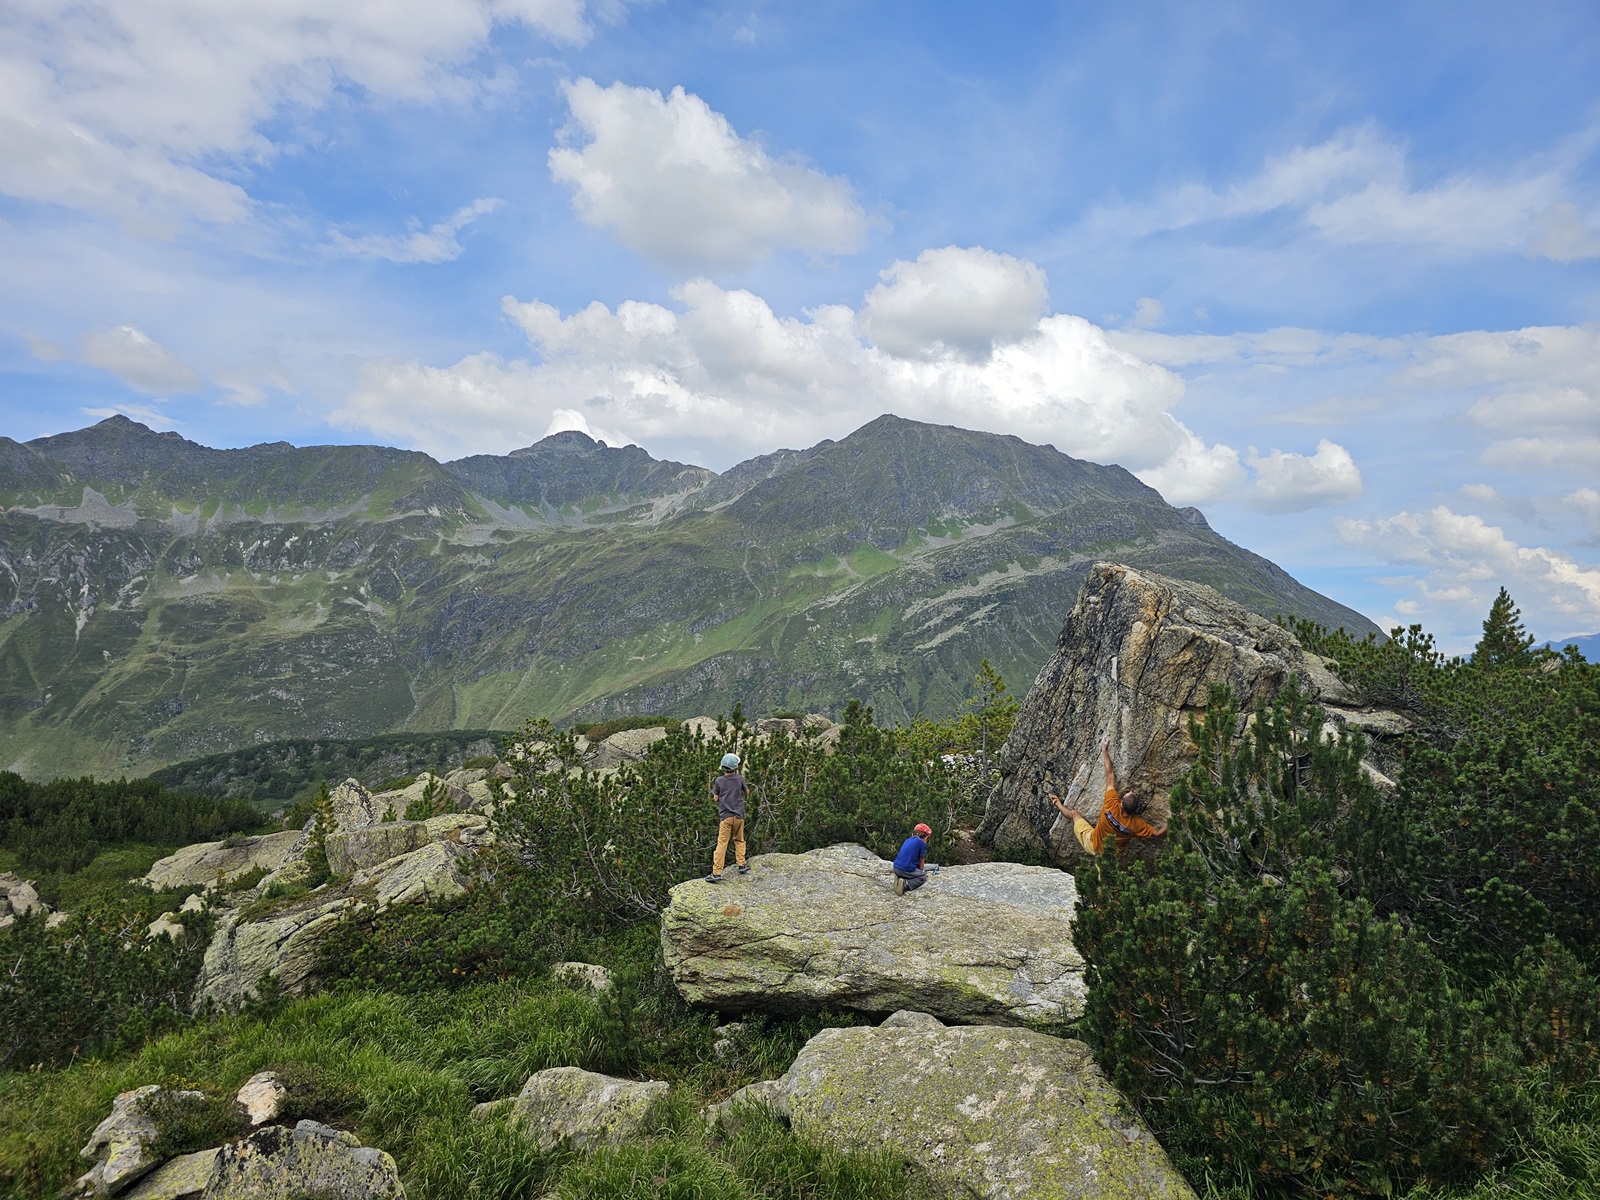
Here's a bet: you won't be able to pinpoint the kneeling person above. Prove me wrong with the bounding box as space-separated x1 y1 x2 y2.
892 822 934 895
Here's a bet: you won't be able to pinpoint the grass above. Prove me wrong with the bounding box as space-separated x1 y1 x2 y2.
0 927 920 1200
0 843 202 912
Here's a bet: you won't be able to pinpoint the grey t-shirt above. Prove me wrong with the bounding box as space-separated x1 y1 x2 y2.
712 772 747 819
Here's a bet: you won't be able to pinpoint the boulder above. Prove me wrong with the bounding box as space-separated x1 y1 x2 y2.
121 1149 218 1200
703 1077 789 1130
781 1015 1195 1200
660 844 1083 1027
508 1067 669 1150
329 779 383 833
203 1120 404 1199
140 832 305 892
0 872 54 930
979 562 1403 868
235 1072 287 1128
0 872 45 917
77 1085 202 1196
590 726 668 769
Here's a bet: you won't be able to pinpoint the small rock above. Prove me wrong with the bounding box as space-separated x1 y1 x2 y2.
551 961 613 992
180 893 207 914
235 1072 288 1128
509 1067 669 1151
712 1021 745 1060
204 1120 404 1199
46 910 70 928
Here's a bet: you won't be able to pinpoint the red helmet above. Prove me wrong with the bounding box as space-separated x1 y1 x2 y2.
913 823 932 837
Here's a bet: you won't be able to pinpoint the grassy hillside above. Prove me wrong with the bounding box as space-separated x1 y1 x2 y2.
0 414 1381 777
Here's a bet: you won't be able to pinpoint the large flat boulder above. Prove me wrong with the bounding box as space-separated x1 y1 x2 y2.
778 1014 1195 1199
140 832 305 892
979 562 1397 868
660 844 1083 1027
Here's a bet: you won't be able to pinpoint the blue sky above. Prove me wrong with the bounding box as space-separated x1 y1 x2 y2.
2 1 1598 652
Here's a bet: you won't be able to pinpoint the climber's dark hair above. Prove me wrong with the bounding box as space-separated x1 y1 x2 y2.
1120 790 1145 817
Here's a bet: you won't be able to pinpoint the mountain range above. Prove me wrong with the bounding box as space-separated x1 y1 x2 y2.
0 413 1378 778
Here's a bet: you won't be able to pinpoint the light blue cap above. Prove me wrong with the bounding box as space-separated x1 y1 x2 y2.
720 752 741 770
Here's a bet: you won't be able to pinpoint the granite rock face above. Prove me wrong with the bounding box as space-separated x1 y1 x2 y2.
508 1067 669 1150
121 1149 217 1199
780 1014 1195 1200
660 844 1083 1027
203 1120 404 1199
979 562 1399 868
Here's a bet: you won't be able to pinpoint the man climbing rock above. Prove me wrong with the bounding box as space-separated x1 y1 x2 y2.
892 822 934 894
1050 737 1165 856
705 752 750 883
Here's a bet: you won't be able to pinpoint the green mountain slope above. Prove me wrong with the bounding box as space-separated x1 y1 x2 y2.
0 414 1379 777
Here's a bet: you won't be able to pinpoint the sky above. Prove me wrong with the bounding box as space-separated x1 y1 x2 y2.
2 1 1598 654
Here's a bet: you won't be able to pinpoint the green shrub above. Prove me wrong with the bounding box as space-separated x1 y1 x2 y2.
139 1088 247 1162
0 903 213 1070
498 700 967 926
578 714 681 741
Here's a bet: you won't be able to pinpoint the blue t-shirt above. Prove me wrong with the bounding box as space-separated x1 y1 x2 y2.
893 835 927 872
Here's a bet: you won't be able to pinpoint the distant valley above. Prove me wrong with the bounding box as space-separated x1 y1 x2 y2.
0 413 1378 778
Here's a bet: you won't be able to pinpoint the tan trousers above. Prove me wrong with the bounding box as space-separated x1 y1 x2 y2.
1073 815 1098 856
714 816 747 874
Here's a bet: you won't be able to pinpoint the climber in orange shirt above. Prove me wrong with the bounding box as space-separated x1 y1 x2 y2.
1049 737 1166 856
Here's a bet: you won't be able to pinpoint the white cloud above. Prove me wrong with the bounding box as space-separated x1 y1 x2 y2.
79 402 178 430
1338 505 1600 634
80 326 203 394
548 78 867 269
1245 439 1363 513
857 247 1048 361
329 198 505 264
336 252 1253 504
1566 488 1600 537
0 1 618 225
1083 123 1600 262
1131 297 1165 329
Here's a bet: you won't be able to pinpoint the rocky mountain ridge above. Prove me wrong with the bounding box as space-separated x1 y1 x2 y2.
0 415 1379 777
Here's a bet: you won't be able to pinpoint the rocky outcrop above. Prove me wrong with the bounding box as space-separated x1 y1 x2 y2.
324 812 488 878
660 844 1083 1027
771 1013 1195 1200
507 1067 669 1150
197 895 357 1008
204 1120 404 1199
76 1085 202 1196
139 832 305 892
979 562 1404 868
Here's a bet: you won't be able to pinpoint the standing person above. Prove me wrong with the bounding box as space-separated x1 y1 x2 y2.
705 752 750 883
1050 737 1166 856
892 822 934 895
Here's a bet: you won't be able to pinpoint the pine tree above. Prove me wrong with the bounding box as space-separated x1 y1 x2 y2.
1475 586 1537 668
